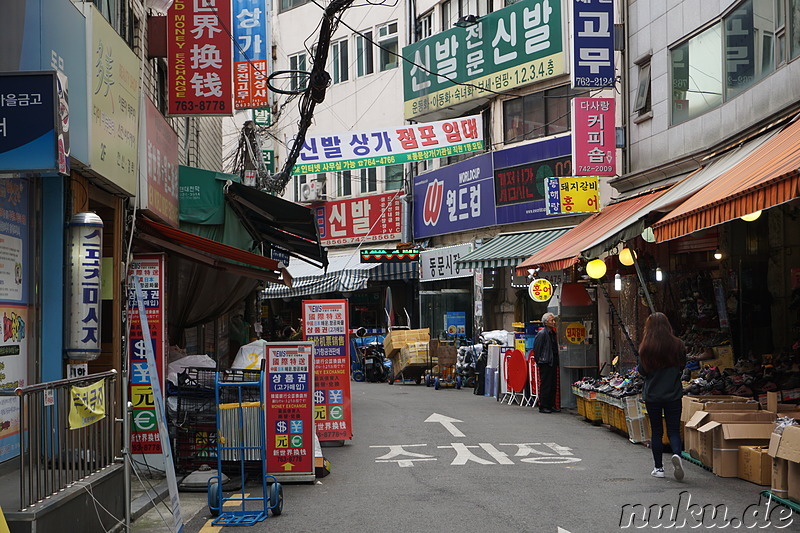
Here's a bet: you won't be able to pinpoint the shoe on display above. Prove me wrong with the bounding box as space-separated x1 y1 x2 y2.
672 454 684 481
539 407 552 413
651 467 665 478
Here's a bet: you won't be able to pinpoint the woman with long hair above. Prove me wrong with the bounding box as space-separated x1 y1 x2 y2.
638 312 687 480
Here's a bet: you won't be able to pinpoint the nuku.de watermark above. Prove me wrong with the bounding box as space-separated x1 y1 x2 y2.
619 491 795 529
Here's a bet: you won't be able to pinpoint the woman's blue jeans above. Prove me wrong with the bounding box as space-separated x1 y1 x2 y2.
645 399 683 468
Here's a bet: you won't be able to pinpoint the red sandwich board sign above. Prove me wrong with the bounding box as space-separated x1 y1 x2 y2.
265 342 315 482
302 299 353 442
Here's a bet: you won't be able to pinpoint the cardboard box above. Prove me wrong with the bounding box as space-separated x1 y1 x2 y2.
627 416 647 444
770 425 800 503
623 395 643 419
384 329 430 357
709 423 774 477
738 446 772 485
685 411 776 466
772 458 790 498
681 395 755 422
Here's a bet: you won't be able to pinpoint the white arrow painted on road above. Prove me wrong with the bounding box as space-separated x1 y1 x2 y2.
557 528 571 533
424 413 465 437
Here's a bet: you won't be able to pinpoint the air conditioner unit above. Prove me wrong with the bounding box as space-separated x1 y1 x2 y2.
300 181 325 202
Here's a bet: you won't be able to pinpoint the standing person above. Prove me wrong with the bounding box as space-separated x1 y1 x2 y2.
533 312 560 413
638 312 687 480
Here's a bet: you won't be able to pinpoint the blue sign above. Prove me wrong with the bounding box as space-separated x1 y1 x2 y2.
0 72 58 173
413 153 495 239
444 312 466 336
571 0 615 88
492 136 572 226
233 0 268 62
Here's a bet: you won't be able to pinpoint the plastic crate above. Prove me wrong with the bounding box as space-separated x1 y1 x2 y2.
576 396 586 417
585 399 602 422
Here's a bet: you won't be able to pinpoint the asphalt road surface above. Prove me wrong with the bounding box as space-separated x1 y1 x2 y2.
181 381 796 532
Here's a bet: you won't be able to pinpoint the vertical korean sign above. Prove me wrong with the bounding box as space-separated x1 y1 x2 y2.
265 342 315 480
128 254 166 454
571 97 615 176
0 179 30 463
233 0 268 109
168 0 232 115
302 300 352 442
571 0 615 88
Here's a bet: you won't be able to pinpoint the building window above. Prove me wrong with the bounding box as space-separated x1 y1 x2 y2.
289 52 307 92
360 167 377 193
377 22 398 71
337 170 353 197
441 1 454 30
633 62 651 115
790 0 800 58
156 59 168 115
417 12 433 40
385 164 404 191
502 85 577 144
280 0 309 12
331 40 349 84
725 0 775 99
670 24 723 125
356 31 374 76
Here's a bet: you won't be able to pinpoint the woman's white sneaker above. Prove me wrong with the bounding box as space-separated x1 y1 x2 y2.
672 454 685 481
651 467 665 478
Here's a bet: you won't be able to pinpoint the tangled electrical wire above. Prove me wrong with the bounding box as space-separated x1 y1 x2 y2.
263 0 355 195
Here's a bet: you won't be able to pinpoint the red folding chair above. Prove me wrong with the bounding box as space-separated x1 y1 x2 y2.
525 350 540 408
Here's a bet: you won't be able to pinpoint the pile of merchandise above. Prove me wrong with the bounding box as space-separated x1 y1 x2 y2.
573 368 644 398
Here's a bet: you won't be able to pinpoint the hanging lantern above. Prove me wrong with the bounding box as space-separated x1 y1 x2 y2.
641 227 656 242
618 247 636 266
655 267 663 282
740 210 762 222
614 273 622 291
586 259 607 279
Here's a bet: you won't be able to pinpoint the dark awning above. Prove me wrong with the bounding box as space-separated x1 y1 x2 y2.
455 228 569 270
137 217 291 285
224 181 328 269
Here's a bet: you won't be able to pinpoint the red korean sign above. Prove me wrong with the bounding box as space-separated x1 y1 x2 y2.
265 342 315 480
315 192 402 247
302 300 352 442
571 97 615 176
233 0 268 109
167 0 232 116
144 98 179 226
128 254 166 454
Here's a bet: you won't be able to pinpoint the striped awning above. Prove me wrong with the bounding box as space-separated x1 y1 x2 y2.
262 252 377 299
455 228 569 270
369 261 419 281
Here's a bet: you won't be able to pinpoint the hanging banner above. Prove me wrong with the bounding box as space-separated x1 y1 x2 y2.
571 97 616 176
68 378 106 429
168 0 232 116
315 192 402 246
265 342 315 481
127 254 166 454
420 244 474 282
302 300 352 442
544 176 600 215
402 0 565 119
142 98 180 227
233 0 269 109
571 0 615 88
293 115 484 175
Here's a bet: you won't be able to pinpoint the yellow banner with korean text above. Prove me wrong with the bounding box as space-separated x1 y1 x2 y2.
544 176 600 216
69 378 106 429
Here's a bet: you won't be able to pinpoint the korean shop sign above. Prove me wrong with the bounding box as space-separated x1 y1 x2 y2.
571 0 615 88
315 192 402 246
571 97 615 176
402 0 565 120
413 152 495 239
233 0 268 109
168 0 232 115
544 176 600 215
69 378 106 429
420 244 474 281
293 115 483 175
65 213 103 361
0 71 59 174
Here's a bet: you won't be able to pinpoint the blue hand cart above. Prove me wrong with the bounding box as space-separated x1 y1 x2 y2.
207 369 284 526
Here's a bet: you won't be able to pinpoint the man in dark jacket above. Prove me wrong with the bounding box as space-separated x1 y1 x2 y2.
533 312 560 413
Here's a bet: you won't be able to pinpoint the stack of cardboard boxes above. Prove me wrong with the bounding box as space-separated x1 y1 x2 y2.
682 393 800 500
384 329 431 372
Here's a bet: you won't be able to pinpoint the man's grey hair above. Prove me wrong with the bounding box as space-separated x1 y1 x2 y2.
541 312 556 323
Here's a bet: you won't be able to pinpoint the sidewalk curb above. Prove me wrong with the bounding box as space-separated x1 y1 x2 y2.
131 481 169 522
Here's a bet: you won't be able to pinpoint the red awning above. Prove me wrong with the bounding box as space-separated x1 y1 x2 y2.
654 116 800 241
137 218 291 285
515 191 668 275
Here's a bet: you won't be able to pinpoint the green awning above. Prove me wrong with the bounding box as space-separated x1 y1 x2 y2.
454 228 570 270
178 165 241 225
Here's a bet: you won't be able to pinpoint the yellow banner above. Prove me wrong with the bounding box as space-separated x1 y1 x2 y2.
69 378 106 429
545 176 600 215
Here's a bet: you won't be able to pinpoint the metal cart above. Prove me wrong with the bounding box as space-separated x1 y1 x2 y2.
426 339 460 389
207 369 284 526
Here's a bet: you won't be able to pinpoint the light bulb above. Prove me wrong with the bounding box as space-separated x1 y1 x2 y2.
641 227 656 243
614 273 622 291
619 248 636 266
713 249 722 260
586 259 607 279
655 267 663 282
740 210 762 222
